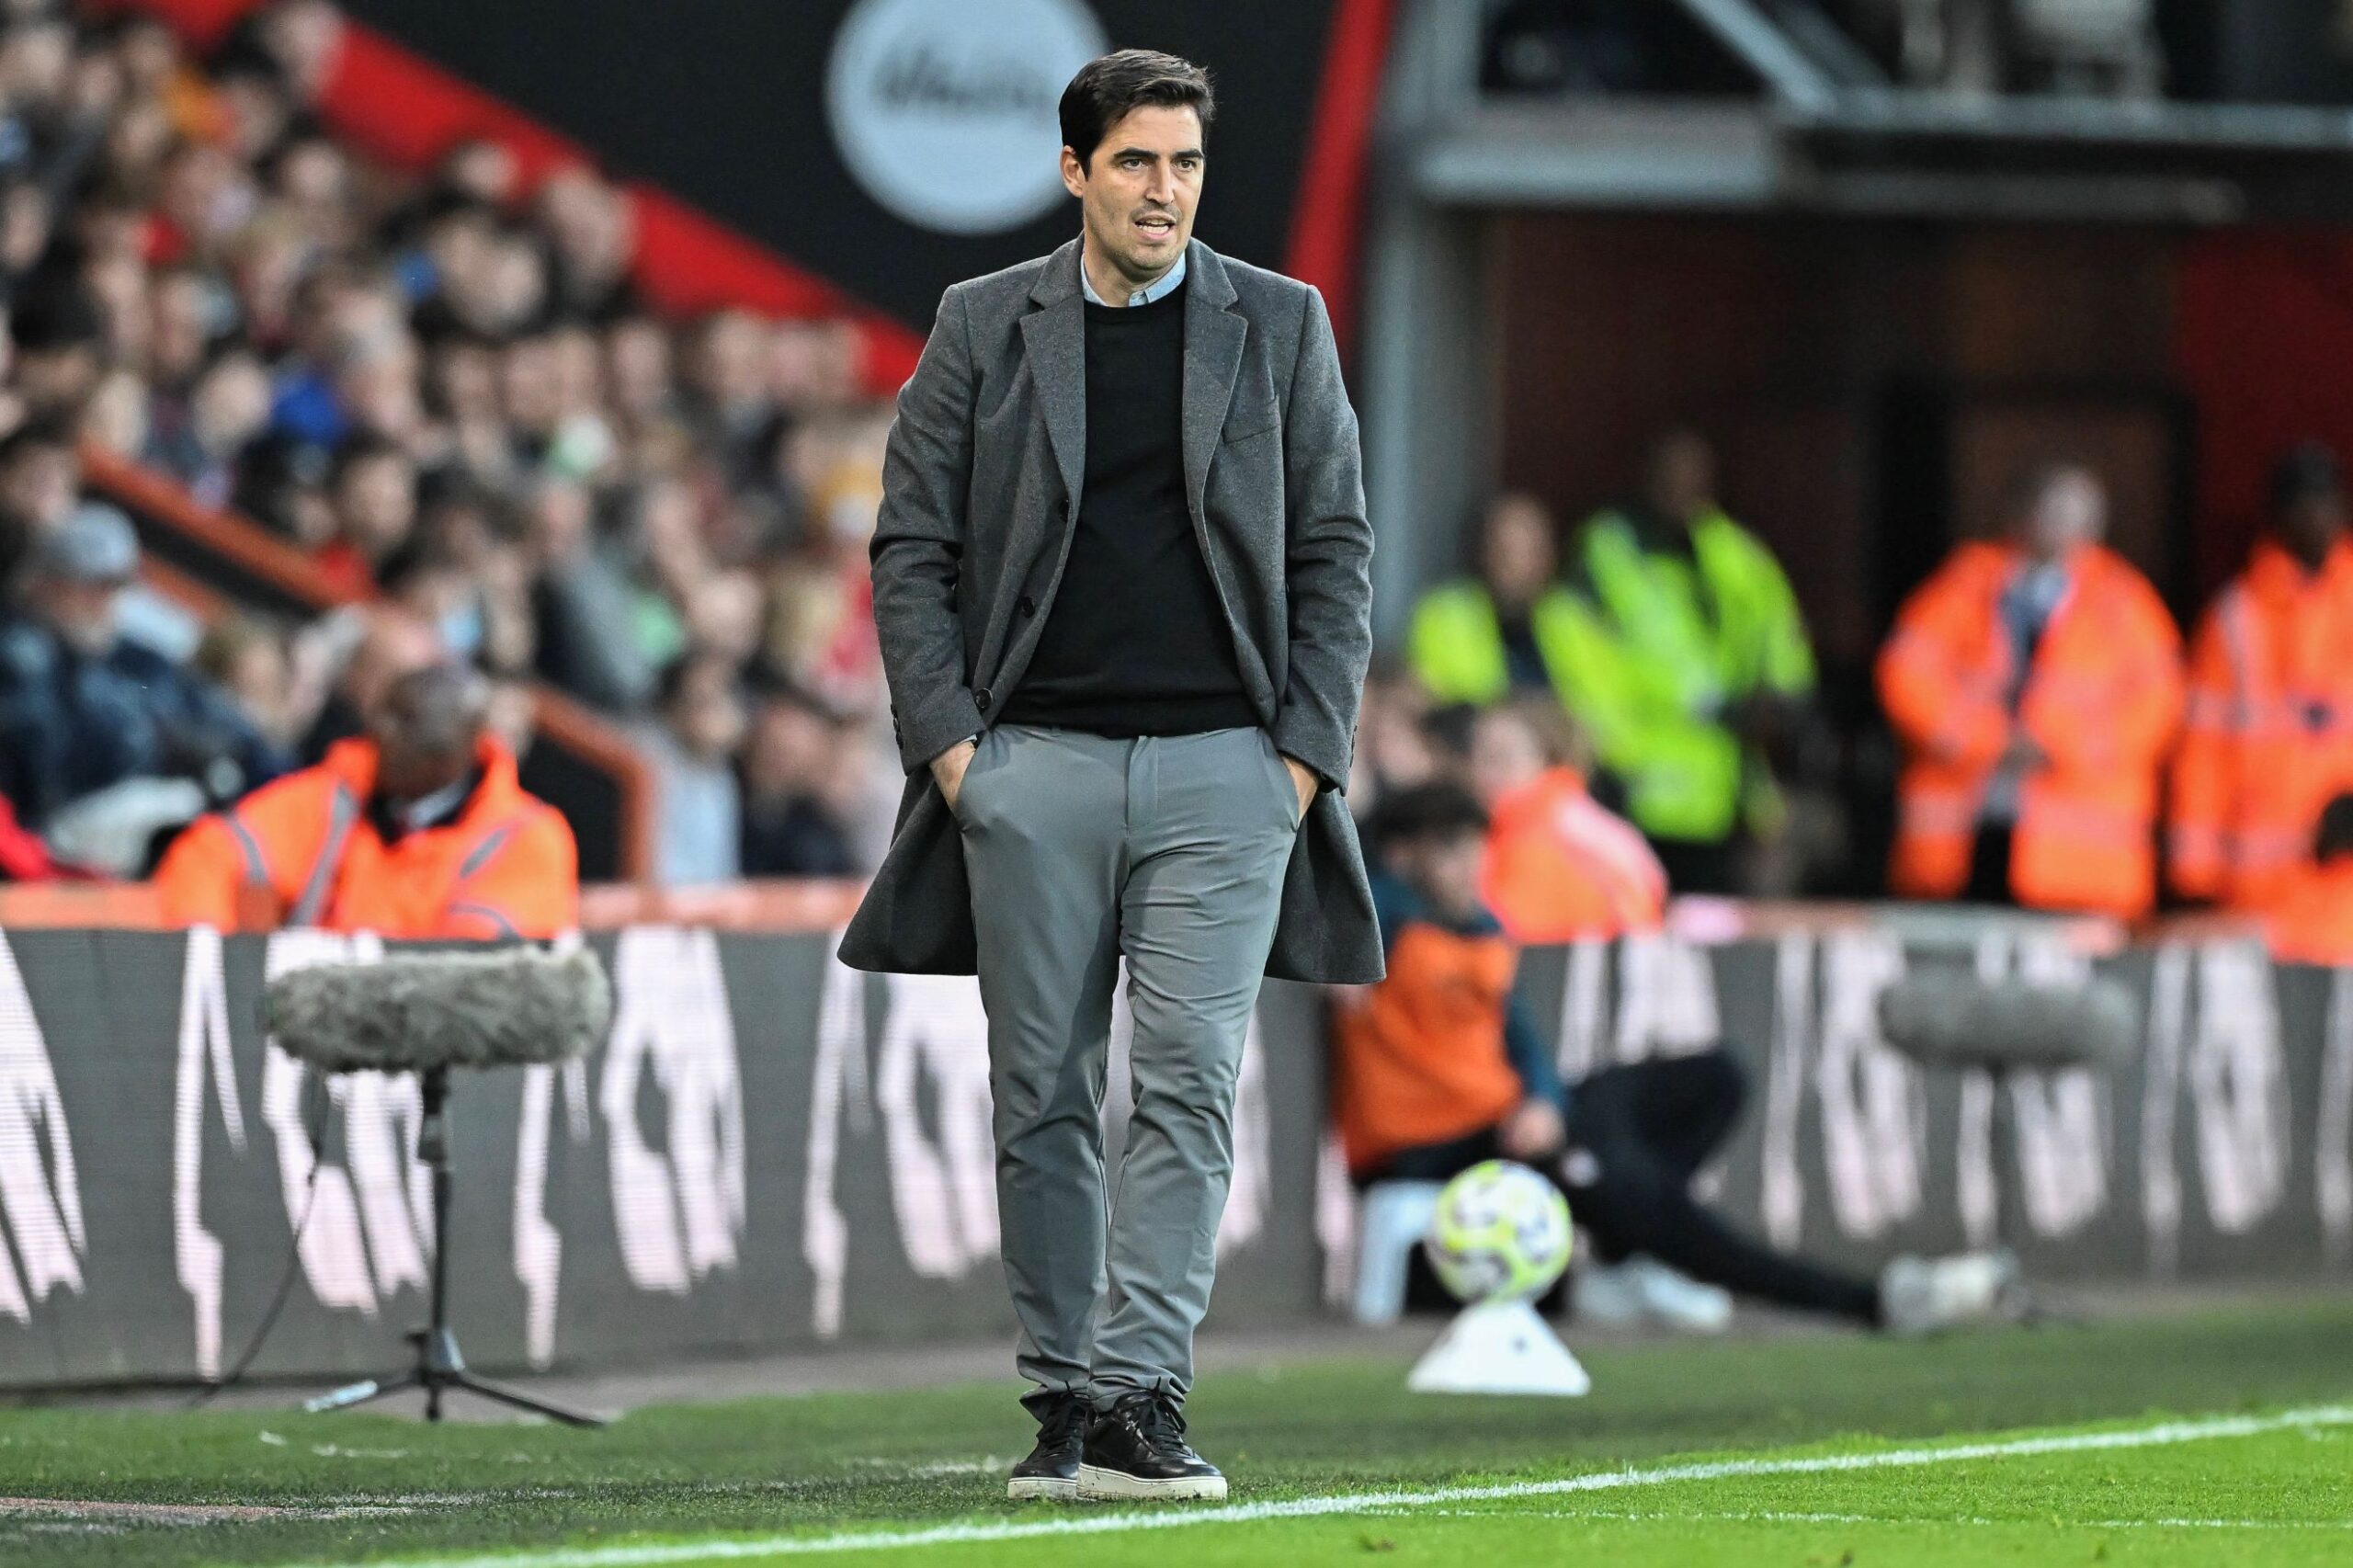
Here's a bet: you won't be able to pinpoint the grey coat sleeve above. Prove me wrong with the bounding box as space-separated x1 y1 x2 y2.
871 285 986 775
1272 285 1375 791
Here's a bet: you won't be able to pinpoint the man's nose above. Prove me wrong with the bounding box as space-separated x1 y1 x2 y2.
1144 164 1176 203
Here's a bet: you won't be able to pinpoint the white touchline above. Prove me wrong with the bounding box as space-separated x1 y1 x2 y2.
304 1403 2353 1568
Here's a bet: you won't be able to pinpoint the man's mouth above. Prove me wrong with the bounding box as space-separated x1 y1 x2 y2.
1134 214 1176 240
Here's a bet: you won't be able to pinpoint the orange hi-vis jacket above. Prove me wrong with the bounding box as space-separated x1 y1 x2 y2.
2268 858 2353 966
1878 541 2183 918
2169 538 2353 915
1481 765 1667 945
155 735 578 938
1331 876 1539 1177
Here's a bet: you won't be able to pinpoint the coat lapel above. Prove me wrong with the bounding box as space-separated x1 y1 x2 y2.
1181 243 1245 524
1018 239 1086 511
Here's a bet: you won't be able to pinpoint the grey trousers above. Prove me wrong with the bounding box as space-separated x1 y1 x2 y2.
953 723 1301 1414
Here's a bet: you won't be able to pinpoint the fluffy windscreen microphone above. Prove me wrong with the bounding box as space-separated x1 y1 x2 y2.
1877 971 2139 1073
263 946 613 1074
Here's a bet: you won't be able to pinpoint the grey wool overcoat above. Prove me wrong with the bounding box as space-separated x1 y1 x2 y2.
836 236 1384 984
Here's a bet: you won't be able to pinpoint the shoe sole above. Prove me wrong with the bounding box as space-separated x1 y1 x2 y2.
1075 1463 1227 1502
1006 1475 1079 1503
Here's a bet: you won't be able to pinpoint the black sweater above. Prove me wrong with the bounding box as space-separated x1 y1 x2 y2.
998 280 1256 736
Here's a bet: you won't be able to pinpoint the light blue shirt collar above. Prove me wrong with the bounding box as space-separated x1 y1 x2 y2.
1080 243 1186 307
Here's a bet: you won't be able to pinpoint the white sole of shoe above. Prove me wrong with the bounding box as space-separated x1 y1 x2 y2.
1005 1475 1079 1503
1076 1463 1228 1502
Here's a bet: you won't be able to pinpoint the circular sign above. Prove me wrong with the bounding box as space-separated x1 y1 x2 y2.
826 0 1107 235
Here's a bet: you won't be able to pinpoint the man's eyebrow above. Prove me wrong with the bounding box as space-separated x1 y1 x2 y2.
1110 145 1206 161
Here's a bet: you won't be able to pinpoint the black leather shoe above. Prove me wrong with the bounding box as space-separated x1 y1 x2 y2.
1078 1391 1227 1501
1006 1392 1087 1501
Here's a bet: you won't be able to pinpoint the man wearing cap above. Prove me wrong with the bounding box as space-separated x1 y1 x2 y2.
0 502 285 849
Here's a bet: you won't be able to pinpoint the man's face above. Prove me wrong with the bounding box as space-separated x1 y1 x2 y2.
1470 711 1545 807
1061 103 1203 290
369 676 478 802
335 455 416 557
0 444 75 528
2023 470 2105 562
1402 832 1487 924
38 578 123 655
2280 490 2348 567
1482 497 1555 604
1647 434 1715 525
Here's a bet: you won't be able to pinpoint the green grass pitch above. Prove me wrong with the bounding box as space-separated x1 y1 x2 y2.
3 1297 2350 1566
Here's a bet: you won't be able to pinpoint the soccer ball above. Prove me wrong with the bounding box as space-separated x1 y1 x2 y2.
1424 1160 1574 1304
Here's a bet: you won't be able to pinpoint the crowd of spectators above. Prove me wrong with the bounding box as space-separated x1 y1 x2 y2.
0 0 888 884
1397 429 2353 962
0 0 2347 965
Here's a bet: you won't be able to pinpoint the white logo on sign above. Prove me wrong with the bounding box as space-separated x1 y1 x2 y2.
2187 941 2290 1234
804 949 872 1338
601 928 746 1294
826 0 1107 234
174 926 244 1376
514 933 596 1368
1758 933 1815 1248
1612 934 1722 1064
2318 968 2353 1264
1814 932 1924 1240
875 972 998 1278
1961 934 2110 1243
0 932 83 1323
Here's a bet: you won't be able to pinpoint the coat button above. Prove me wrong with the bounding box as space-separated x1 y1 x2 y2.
1017 596 1036 619
974 687 993 711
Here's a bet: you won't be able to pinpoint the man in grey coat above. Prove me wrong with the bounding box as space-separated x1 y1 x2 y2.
839 49 1381 1503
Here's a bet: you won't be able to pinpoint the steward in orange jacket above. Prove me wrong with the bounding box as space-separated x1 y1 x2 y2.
1878 465 2182 918
2269 795 2353 965
2170 447 2353 920
156 664 576 938
1470 700 1666 944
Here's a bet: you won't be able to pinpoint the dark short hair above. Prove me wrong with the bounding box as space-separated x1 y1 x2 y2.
329 432 411 490
1059 50 1213 172
2270 441 2344 517
0 414 74 465
1367 783 1489 856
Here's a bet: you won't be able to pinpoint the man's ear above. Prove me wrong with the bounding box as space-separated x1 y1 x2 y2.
1059 145 1087 200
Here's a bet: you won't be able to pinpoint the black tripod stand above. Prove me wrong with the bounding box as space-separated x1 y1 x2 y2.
304 1066 604 1426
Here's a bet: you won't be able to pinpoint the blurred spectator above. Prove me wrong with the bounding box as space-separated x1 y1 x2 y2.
1469 698 1666 945
146 340 271 507
10 279 104 417
535 165 640 324
315 432 415 594
157 660 578 937
1409 492 1584 710
1348 657 1444 820
0 503 285 856
1879 461 2182 918
0 415 77 582
526 473 654 711
1334 781 2016 1334
2170 444 2353 921
1563 430 1816 893
191 614 297 751
642 649 745 886
739 678 857 877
